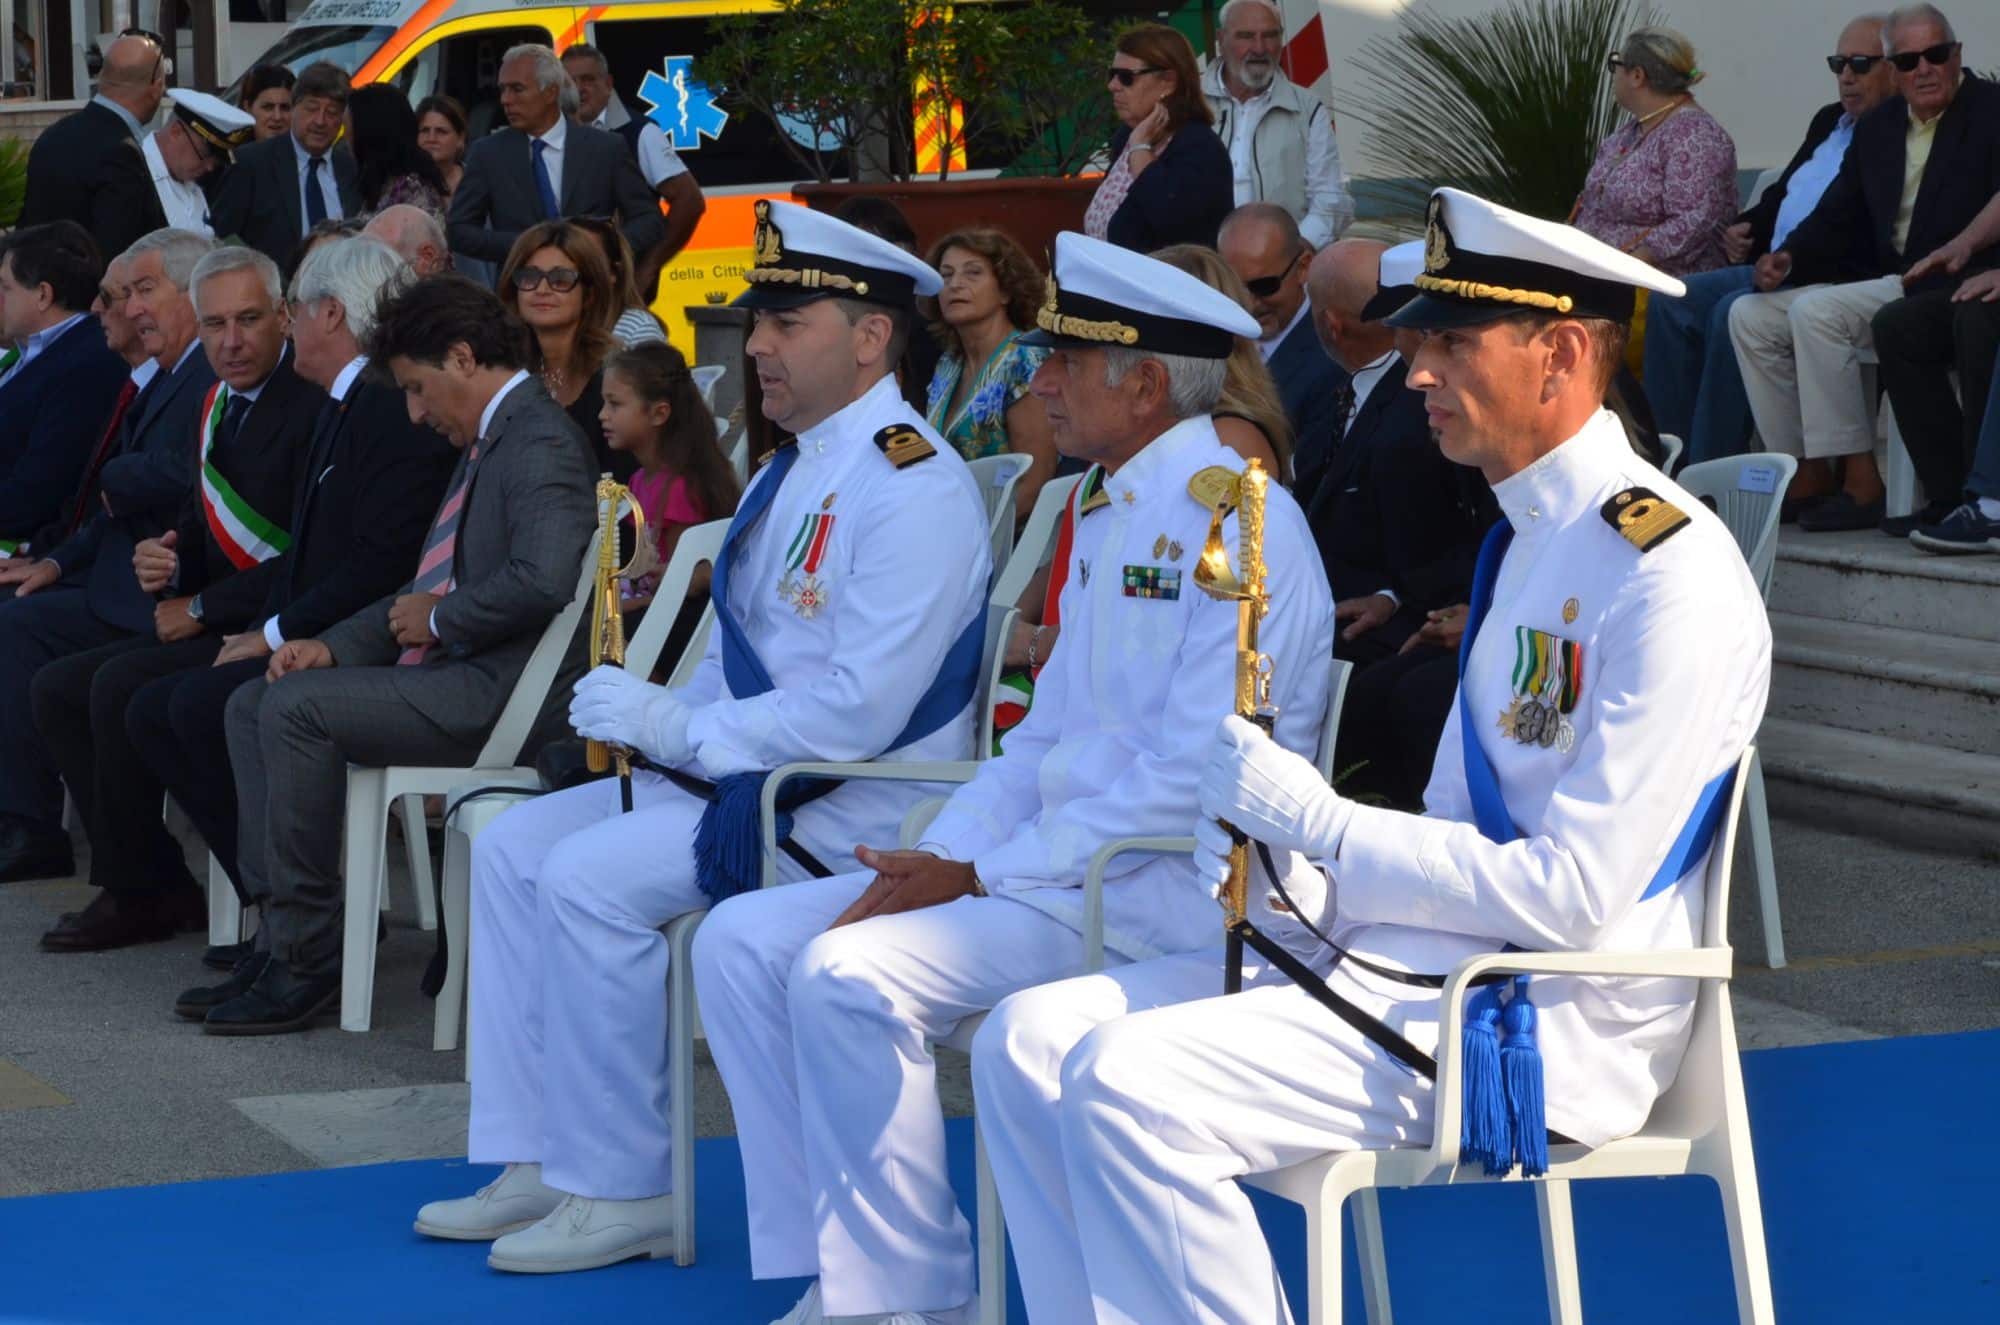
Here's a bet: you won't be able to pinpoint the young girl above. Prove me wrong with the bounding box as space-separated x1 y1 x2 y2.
598 342 741 609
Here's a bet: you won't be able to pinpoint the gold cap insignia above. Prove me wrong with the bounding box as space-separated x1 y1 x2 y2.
1424 194 1451 275
753 200 783 267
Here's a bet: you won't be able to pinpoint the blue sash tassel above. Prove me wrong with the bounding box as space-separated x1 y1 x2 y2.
1454 522 1735 1175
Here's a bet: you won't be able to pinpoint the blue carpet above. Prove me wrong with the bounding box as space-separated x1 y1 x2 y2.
2 1031 1995 1323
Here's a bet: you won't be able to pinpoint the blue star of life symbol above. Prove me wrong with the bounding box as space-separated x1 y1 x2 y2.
638 56 729 152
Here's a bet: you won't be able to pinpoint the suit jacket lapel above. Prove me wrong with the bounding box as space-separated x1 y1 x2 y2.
275 140 305 242
558 131 578 213
1345 358 1410 450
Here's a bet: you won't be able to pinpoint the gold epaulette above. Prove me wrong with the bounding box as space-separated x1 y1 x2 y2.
1601 487 1690 553
874 424 936 468
1187 465 1241 515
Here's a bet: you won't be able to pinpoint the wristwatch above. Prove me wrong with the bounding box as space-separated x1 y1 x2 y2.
969 868 988 898
187 593 206 624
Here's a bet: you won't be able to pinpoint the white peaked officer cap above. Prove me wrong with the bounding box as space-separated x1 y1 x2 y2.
1387 186 1687 330
734 199 941 311
1019 230 1261 360
1360 239 1425 323
169 88 256 162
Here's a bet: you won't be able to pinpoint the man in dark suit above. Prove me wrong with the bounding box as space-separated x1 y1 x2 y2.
1645 14 1897 467
447 43 666 269
16 34 168 260
183 275 595 1034
1218 203 1345 500
0 227 216 882
0 223 130 552
32 247 327 951
1301 240 1496 666
208 62 361 275
1731 8 2000 531
131 236 456 977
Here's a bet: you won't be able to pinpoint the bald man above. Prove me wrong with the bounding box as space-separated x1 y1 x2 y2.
362 206 451 277
1218 203 1344 486
1300 239 1497 667
19 35 170 257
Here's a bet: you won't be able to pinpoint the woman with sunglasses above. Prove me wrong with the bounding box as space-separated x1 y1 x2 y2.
1083 23 1233 254
500 220 629 478
1573 28 1738 281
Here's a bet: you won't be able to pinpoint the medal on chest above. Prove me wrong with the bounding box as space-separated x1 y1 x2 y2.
1496 626 1584 753
776 508 836 618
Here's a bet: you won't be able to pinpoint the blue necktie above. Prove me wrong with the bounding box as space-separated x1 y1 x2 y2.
304 155 328 228
531 138 560 220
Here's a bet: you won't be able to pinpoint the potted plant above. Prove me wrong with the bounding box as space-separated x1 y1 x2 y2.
696 0 1118 262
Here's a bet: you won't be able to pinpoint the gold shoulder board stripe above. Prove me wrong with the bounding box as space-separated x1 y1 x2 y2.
1601 486 1690 553
874 424 935 469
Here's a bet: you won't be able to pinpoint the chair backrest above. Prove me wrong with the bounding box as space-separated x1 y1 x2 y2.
1641 744 1757 1139
471 525 603 767
1316 658 1353 783
691 364 726 409
990 472 1082 613
966 452 1034 582
1656 432 1684 475
1677 454 1796 601
623 518 731 681
1744 164 1785 210
976 602 1019 755
726 428 750 488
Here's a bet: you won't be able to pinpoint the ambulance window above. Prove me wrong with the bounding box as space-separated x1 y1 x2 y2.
420 25 558 143
589 16 806 188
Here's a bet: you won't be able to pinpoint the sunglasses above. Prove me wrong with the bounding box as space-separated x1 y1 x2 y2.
513 265 582 293
1889 41 1959 72
1241 248 1305 298
1826 54 1885 74
1106 65 1165 87
1605 54 1630 74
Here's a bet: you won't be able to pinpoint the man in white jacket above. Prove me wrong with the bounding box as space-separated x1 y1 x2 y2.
692 231 1337 1325
971 188 1772 1325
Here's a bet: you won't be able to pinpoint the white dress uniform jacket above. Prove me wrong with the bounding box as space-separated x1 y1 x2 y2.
142 132 212 236
919 415 1336 961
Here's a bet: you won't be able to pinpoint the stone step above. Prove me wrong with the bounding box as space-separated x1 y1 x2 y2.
1757 717 2000 860
1772 528 2000 645
1770 611 2000 752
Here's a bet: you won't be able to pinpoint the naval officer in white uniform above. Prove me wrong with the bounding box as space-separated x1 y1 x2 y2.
411 201 991 1274
972 188 1774 1325
142 91 252 237
691 231 1336 1325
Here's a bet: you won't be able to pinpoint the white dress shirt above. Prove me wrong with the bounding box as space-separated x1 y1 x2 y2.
142 132 212 235
1254 297 1311 362
1221 83 1352 248
529 114 568 203
291 133 344 234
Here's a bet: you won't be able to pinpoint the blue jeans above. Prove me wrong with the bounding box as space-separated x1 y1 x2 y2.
1970 340 2000 501
1642 265 1758 467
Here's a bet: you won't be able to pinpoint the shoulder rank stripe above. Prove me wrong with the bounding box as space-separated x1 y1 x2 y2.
1601 486 1689 553
1077 466 1110 516
874 424 936 468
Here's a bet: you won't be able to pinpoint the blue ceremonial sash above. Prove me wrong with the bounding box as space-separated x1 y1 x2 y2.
1453 521 1736 1176
692 443 983 903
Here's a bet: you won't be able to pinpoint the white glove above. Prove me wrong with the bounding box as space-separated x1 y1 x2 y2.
1192 815 1234 901
1196 714 1353 859
568 664 693 763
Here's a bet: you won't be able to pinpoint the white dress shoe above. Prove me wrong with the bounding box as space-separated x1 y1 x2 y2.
485 1192 677 1274
818 1290 977 1325
413 1162 564 1241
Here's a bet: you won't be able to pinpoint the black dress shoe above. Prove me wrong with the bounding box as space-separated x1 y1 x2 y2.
176 951 270 1021
202 938 258 972
203 958 340 1036
0 815 74 884
1798 491 1887 532
1879 499 1956 538
40 891 177 952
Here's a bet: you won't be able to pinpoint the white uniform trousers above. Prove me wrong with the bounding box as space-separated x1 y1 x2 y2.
972 951 1439 1325
466 769 832 1200
1727 273 1902 460
690 875 1109 1318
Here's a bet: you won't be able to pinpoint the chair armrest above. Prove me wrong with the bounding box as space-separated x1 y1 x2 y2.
1083 835 1196 973
758 760 982 889
1430 945 1734 1170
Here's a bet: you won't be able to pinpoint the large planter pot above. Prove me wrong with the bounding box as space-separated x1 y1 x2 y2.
795 176 1100 268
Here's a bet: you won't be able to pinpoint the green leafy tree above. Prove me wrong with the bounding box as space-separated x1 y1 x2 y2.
1347 0 1658 222
0 138 27 228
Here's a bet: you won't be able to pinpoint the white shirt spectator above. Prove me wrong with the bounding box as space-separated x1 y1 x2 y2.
593 97 689 192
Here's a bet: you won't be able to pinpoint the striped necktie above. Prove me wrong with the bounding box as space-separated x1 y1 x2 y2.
397 440 481 665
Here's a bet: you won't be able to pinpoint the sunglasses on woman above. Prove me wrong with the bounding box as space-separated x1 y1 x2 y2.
1825 54 1883 74
1888 41 1959 72
513 265 581 293
1106 65 1165 87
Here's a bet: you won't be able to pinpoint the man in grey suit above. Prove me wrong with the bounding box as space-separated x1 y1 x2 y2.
190 275 595 1035
447 44 665 269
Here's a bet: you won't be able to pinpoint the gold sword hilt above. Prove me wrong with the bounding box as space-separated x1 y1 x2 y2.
585 475 648 776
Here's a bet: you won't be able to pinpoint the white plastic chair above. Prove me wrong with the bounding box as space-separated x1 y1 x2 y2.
725 428 750 488
990 473 1082 615
1678 454 1793 971
1242 745 1771 1325
431 520 732 1053
965 453 1034 583
690 364 726 409
1656 432 1684 475
337 528 603 1033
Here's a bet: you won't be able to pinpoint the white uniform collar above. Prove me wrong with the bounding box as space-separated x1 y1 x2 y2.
330 355 367 402
1488 410 1631 535
1103 414 1211 504
796 372 901 459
